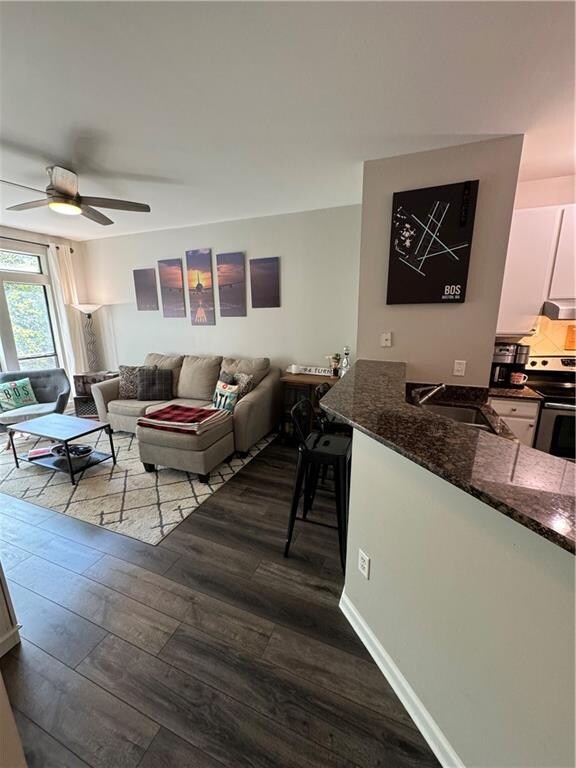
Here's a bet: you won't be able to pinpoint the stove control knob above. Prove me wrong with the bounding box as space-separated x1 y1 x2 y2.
530 360 537 366
542 359 549 366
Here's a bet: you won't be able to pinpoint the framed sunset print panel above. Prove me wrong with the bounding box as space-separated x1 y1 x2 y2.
186 248 216 325
133 268 159 311
158 258 186 318
217 252 246 317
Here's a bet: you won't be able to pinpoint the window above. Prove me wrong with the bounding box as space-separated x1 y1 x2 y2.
0 244 62 372
0 250 42 274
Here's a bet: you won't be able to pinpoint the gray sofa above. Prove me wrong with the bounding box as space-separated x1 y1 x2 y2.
0 368 71 432
92 353 282 453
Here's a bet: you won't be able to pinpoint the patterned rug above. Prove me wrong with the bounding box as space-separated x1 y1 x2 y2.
0 430 275 545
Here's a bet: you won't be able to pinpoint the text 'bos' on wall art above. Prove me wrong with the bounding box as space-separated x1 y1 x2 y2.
158 258 186 318
386 180 479 305
133 268 159 311
250 257 280 308
217 252 246 317
186 248 216 325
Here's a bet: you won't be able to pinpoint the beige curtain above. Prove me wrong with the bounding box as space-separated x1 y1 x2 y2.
47 244 88 375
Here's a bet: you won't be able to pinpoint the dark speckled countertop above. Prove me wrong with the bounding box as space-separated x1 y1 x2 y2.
320 360 575 554
488 387 543 401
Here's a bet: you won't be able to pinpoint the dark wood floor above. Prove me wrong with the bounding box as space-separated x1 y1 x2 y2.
0 440 439 768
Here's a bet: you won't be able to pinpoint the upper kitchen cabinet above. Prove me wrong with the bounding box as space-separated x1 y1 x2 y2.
497 204 574 336
549 205 575 299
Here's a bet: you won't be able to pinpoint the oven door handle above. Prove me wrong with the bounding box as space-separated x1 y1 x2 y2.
543 401 576 411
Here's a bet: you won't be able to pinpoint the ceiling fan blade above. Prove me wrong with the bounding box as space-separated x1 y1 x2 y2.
79 196 150 212
6 198 49 211
81 205 113 226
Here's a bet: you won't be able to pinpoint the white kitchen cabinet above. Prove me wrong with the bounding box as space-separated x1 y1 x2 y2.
501 416 537 446
549 205 575 299
496 207 562 336
489 397 540 447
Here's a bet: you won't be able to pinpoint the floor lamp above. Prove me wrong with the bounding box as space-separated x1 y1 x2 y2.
72 304 102 372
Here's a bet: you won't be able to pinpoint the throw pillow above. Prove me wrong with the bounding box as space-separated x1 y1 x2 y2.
119 365 155 399
137 368 173 401
212 380 239 412
0 378 38 411
234 372 254 399
219 370 236 386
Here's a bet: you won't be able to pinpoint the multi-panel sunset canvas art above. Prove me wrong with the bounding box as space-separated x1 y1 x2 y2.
158 258 186 317
186 248 216 325
250 257 280 308
133 268 159 311
217 252 247 317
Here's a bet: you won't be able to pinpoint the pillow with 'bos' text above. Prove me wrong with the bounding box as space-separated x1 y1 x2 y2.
0 378 38 411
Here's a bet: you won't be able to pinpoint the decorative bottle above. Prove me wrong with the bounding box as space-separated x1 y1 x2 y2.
340 346 351 377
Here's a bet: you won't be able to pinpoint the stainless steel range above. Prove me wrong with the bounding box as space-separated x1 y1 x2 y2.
527 356 575 460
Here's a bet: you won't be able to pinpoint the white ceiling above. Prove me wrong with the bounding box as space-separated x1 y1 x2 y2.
0 1 573 241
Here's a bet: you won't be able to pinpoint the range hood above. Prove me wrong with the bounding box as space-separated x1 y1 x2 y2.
542 299 576 320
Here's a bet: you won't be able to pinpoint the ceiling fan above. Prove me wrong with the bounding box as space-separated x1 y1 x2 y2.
2 166 151 225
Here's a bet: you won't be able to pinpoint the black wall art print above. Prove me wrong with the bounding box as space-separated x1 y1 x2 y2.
386 180 479 304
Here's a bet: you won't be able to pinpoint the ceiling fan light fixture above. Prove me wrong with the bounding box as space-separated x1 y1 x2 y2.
48 197 82 216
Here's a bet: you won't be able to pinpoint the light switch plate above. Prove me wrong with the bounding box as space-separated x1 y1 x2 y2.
358 549 370 579
453 360 467 376
380 332 392 348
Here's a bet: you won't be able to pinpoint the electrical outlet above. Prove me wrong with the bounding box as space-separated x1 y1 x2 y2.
453 360 467 377
380 332 392 348
358 549 370 579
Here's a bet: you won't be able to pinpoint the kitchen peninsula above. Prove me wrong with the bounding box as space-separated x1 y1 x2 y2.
321 360 575 768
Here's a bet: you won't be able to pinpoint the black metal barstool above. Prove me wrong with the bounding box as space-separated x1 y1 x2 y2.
284 399 351 571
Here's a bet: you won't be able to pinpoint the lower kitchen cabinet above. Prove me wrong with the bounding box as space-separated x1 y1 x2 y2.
489 397 540 447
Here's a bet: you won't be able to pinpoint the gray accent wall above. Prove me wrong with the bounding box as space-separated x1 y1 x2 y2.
355 136 524 385
79 206 361 370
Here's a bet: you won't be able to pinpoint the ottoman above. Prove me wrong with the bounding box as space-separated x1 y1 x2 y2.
136 414 234 483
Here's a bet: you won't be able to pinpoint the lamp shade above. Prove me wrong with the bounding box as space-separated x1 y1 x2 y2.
72 303 102 315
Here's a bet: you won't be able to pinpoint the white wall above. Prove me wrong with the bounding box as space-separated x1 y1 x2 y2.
356 137 523 385
79 206 361 369
344 429 575 768
515 175 575 209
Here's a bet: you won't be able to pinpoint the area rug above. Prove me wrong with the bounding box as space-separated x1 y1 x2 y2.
0 430 275 545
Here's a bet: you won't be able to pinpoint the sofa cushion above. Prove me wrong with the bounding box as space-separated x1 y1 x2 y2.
177 356 222 400
0 401 56 425
108 399 165 417
221 357 270 387
145 353 184 396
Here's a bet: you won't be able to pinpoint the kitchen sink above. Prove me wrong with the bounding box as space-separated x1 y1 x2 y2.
421 403 495 432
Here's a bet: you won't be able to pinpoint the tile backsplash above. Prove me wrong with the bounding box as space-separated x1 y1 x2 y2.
519 315 576 355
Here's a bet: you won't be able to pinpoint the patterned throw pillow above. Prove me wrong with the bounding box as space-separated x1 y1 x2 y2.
212 380 239 412
137 368 173 401
119 365 155 399
0 378 38 411
234 372 254 399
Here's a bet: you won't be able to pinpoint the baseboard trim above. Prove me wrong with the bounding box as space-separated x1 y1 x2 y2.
0 625 20 659
340 591 464 768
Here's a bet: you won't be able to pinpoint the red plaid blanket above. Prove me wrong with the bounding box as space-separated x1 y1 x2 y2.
137 404 229 435
141 405 217 425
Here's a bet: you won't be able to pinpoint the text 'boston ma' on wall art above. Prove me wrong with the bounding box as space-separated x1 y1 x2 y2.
386 180 479 304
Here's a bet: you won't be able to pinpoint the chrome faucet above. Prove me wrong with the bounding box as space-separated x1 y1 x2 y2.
412 382 446 406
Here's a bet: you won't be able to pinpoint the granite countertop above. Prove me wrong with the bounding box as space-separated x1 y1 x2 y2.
488 386 543 401
320 360 575 554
